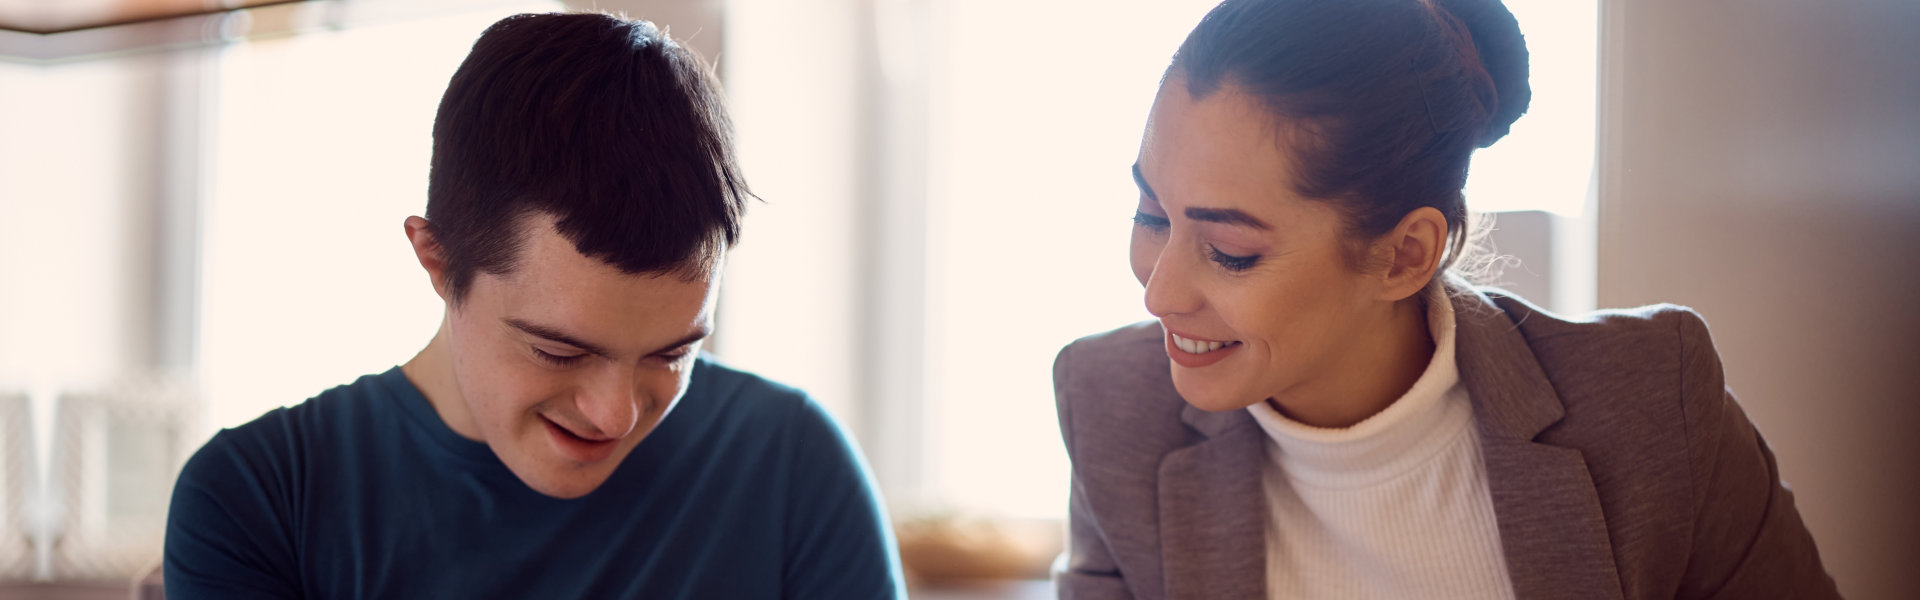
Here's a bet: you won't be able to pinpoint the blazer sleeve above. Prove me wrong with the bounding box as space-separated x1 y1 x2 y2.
1672 311 1841 599
1052 342 1137 600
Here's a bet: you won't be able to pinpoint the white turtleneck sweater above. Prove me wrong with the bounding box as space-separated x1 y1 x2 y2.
1244 286 1515 600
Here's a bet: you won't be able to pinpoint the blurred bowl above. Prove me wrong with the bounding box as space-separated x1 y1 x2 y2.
895 513 1063 585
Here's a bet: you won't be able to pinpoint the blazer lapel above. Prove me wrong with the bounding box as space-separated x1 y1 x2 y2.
1155 405 1266 600
1453 287 1626 600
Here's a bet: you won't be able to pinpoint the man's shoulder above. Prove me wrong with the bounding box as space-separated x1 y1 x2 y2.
688 355 808 407
178 369 403 485
656 356 873 498
219 369 396 440
165 370 408 597
675 355 846 445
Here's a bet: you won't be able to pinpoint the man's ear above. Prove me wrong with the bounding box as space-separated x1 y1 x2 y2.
1372 206 1447 302
404 216 452 302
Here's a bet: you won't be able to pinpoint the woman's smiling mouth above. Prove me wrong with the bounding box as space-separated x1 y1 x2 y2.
1165 328 1243 368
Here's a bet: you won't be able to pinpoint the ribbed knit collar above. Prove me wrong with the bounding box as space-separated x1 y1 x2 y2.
1245 282 1474 489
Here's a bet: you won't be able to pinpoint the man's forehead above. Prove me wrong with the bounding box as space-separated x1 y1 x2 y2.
499 216 714 283
478 221 714 316
502 212 722 282
488 259 718 313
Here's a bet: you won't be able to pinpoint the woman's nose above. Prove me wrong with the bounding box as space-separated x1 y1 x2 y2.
1142 248 1203 318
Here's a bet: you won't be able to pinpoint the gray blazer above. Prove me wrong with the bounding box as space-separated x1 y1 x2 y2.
1052 286 1839 600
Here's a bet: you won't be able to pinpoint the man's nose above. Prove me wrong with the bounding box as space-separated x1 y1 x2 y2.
573 369 641 440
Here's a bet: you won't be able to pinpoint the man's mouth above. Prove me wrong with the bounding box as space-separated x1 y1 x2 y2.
544 417 614 442
542 416 619 463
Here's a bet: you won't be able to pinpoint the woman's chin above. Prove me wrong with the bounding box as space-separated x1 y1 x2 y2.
1170 371 1264 413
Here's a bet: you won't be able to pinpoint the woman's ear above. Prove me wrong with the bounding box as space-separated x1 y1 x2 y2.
1373 206 1447 302
404 216 453 302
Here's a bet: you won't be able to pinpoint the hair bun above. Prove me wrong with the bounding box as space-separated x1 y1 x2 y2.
1434 0 1530 147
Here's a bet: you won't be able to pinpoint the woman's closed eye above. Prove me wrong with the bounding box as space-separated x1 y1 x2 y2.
1133 211 1170 232
1207 245 1260 272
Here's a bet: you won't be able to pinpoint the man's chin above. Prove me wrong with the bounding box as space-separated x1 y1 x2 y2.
513 464 619 499
495 444 626 499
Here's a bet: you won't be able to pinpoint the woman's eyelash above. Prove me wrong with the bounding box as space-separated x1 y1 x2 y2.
1133 209 1259 271
533 347 587 366
1208 245 1260 272
1133 211 1170 230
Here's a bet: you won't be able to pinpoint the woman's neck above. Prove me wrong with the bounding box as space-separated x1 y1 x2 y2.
1269 295 1436 429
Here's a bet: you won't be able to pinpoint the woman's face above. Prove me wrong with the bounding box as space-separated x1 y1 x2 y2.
1129 77 1397 413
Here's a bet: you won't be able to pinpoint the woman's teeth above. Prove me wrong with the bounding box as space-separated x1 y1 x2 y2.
1171 333 1237 354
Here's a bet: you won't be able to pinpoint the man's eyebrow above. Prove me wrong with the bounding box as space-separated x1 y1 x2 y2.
650 328 713 356
504 318 612 357
1131 163 1158 201
1184 207 1273 231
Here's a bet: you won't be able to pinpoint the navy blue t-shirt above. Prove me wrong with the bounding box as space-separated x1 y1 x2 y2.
164 358 903 598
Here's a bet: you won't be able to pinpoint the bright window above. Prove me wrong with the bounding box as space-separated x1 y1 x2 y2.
922 0 1220 518
1463 0 1599 217
201 3 558 433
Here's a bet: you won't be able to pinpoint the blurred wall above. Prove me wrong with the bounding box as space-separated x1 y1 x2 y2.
0 52 193 391
1598 1 1920 597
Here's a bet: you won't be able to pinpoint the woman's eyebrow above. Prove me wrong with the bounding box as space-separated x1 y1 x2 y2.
1184 207 1272 231
1131 163 1158 201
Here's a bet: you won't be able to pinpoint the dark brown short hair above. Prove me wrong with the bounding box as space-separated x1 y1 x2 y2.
1171 0 1530 272
425 12 750 303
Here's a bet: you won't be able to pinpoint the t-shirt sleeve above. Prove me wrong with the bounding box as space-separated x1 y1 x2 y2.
164 430 303 599
778 396 905 600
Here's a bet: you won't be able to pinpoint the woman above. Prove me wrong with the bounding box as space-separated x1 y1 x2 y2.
1051 0 1839 598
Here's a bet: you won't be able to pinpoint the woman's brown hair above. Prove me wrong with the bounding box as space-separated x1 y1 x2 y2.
1170 0 1531 274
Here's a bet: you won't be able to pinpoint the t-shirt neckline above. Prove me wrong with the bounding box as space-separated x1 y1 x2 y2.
376 366 513 467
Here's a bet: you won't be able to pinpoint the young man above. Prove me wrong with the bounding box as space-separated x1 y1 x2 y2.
164 13 902 598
